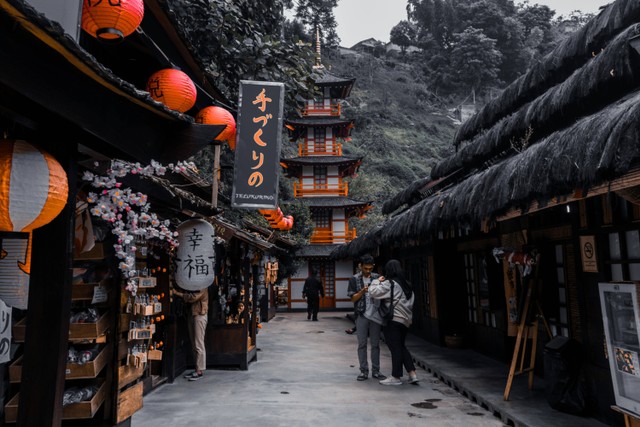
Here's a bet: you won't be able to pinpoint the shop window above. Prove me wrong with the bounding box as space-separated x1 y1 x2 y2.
314 166 327 186
548 244 570 338
464 253 478 324
464 253 497 328
311 210 331 229
313 128 326 152
608 230 640 281
406 258 430 320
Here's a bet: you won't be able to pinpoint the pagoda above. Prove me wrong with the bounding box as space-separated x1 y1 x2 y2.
283 31 371 310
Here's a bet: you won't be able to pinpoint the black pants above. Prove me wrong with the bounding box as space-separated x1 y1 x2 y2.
384 320 416 378
307 296 320 319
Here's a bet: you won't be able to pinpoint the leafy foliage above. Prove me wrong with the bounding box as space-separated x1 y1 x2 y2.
168 0 315 111
293 0 340 48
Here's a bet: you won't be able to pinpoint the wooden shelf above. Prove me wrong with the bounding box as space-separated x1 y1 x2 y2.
5 381 107 422
9 346 111 383
13 312 110 343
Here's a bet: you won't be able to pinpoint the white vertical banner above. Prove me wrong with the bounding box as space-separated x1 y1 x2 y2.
0 299 12 364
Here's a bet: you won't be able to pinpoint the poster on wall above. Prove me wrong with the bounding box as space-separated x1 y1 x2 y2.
599 282 640 415
231 81 285 209
579 235 598 273
0 232 30 310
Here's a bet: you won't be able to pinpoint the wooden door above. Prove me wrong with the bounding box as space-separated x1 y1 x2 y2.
310 261 335 308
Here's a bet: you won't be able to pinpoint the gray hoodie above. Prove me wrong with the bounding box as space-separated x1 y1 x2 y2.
369 279 414 328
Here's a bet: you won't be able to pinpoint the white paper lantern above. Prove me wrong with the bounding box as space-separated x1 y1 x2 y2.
174 219 215 291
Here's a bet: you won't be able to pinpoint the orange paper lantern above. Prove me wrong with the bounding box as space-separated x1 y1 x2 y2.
0 140 68 234
81 0 144 43
195 106 237 150
147 69 197 113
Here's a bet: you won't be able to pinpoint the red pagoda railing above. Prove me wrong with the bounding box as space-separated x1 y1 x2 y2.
293 181 348 197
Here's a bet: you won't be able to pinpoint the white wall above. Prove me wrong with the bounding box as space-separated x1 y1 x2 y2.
335 259 354 309
289 260 308 310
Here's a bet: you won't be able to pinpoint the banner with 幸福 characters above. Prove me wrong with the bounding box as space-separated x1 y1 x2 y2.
231 81 284 209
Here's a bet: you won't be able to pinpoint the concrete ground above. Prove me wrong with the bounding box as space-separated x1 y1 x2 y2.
132 312 608 427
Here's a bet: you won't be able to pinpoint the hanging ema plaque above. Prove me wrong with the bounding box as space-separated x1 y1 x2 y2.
231 81 285 209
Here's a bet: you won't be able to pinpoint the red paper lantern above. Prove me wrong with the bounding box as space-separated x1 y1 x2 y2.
147 69 197 113
81 0 144 43
195 106 237 150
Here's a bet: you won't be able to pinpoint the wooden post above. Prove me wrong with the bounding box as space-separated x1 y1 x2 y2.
211 144 220 208
18 142 76 427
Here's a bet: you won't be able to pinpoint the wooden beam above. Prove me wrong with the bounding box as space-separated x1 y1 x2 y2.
497 169 640 221
17 141 77 427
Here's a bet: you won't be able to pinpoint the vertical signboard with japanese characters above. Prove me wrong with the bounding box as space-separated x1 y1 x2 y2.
231 81 285 209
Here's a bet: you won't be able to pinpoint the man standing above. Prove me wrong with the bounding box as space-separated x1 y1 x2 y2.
173 287 209 381
347 254 386 381
302 268 324 321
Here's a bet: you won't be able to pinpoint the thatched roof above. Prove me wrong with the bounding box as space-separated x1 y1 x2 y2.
454 0 640 147
432 23 640 179
337 88 640 258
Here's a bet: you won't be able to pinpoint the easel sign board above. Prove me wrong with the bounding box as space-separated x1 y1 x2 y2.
599 282 640 415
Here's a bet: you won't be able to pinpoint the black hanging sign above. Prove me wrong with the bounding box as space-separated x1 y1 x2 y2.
231 81 285 209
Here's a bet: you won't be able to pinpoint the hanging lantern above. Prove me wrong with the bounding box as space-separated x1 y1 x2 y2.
195 106 237 150
174 219 216 291
0 140 68 234
147 69 197 113
81 0 144 43
0 140 69 309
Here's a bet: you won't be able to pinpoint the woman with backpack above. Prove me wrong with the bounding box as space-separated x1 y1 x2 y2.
369 259 419 386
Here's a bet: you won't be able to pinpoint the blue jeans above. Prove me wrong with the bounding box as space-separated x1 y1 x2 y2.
384 320 415 378
355 314 382 374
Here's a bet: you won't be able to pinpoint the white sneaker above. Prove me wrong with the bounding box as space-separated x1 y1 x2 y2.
408 373 419 384
379 376 402 386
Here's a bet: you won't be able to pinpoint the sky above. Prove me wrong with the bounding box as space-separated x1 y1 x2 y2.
334 0 614 48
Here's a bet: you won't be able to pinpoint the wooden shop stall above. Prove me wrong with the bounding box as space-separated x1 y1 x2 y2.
0 0 233 425
168 216 277 374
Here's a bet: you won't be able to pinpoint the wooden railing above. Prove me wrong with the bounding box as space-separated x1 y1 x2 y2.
302 103 341 117
298 142 343 156
293 181 348 197
310 228 357 244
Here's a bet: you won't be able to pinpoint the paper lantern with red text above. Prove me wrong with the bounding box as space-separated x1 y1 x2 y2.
147 69 197 113
195 106 237 150
81 0 144 43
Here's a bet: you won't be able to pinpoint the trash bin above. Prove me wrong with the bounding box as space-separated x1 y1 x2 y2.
544 336 587 414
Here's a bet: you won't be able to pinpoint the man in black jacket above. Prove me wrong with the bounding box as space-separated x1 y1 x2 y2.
302 269 324 321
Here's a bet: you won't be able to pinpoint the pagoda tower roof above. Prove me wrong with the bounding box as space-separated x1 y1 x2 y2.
285 117 354 140
280 155 362 177
312 71 356 99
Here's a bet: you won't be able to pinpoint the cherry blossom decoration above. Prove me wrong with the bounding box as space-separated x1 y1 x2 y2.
83 159 195 294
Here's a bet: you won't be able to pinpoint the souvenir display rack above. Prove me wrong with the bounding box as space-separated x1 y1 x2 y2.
6 242 115 424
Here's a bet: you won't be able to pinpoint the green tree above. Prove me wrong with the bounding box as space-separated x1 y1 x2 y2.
449 27 503 95
169 0 314 112
293 0 340 49
390 20 417 53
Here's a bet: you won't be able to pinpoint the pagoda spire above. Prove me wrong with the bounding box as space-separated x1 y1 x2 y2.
313 26 324 69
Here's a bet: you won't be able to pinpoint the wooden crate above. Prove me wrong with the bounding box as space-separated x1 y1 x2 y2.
69 311 109 340
66 346 112 379
116 382 143 424
12 318 26 342
8 356 22 383
63 381 107 419
118 364 144 389
5 381 107 422
71 283 108 301
74 242 105 261
14 312 110 343
10 346 110 383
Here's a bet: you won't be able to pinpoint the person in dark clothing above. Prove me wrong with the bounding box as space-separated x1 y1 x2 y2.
302 269 324 321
